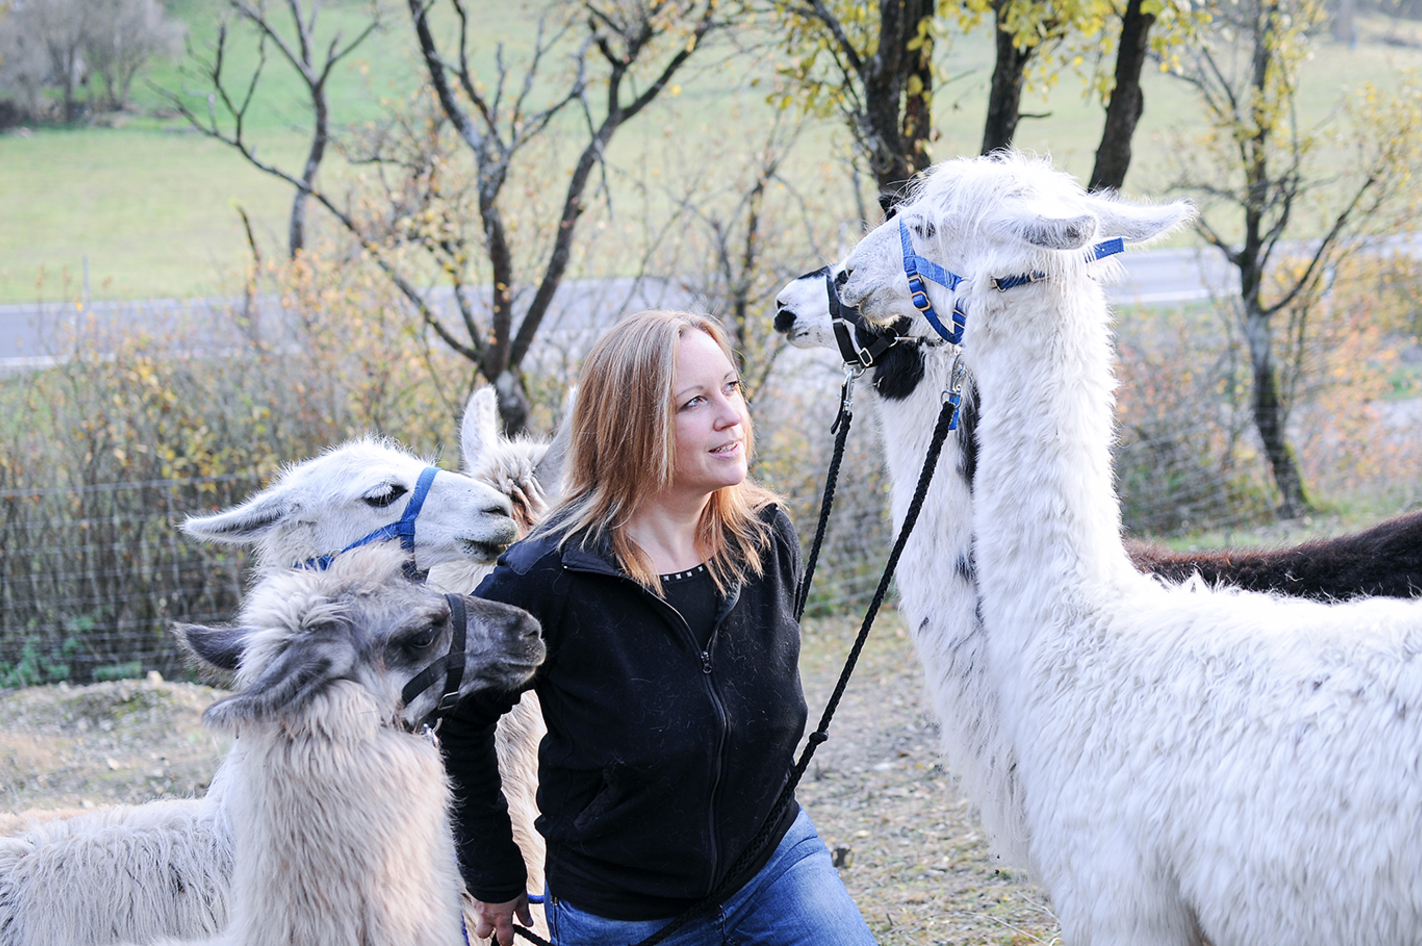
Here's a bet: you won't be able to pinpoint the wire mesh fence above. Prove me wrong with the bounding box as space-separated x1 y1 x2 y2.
3 284 1416 689
0 397 1408 688
0 475 260 686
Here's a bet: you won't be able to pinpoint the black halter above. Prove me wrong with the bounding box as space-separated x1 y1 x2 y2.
828 269 900 369
400 592 468 729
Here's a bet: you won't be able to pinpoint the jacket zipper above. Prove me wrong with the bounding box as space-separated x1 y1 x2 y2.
644 587 731 893
563 558 739 893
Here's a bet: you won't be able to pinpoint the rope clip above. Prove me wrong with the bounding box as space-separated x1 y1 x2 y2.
943 354 967 431
830 365 864 435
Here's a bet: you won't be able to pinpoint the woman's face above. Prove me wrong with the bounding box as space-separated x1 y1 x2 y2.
670 329 748 498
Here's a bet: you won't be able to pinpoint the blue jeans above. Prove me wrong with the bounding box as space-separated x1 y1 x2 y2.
545 808 876 946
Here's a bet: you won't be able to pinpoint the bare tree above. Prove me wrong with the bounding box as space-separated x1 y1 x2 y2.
84 0 183 111
0 1 53 115
0 0 179 120
163 0 380 257
168 0 723 433
653 108 833 395
20 0 87 121
401 0 723 432
1169 0 1422 516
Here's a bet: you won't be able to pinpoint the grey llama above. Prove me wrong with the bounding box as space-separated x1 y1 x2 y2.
0 386 564 945
149 543 542 946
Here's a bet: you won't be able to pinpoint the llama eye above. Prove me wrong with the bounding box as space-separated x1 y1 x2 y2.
363 484 409 508
400 624 441 654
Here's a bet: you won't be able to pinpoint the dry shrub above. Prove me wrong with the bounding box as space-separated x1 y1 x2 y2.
1278 251 1422 505
1113 250 1422 537
0 248 477 686
752 351 895 615
1114 304 1274 535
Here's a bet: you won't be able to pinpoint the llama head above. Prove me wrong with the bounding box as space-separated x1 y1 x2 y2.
459 385 569 534
773 262 931 403
838 151 1195 330
177 543 544 734
771 259 980 492
181 437 520 572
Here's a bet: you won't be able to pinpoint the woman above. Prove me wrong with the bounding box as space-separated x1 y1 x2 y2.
440 310 876 946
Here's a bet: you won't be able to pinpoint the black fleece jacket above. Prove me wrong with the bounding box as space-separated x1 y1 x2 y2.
439 504 809 921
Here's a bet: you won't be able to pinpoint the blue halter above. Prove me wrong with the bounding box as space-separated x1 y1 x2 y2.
899 219 967 345
899 218 1127 343
302 465 441 570
989 237 1126 291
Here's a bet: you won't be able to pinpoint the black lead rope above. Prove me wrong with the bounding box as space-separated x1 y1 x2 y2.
510 395 959 946
795 366 861 622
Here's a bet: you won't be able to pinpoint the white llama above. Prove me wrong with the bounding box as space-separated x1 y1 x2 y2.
772 278 1033 868
179 414 522 574
0 387 562 945
837 150 1422 946
184 385 561 902
773 261 1422 869
147 543 543 946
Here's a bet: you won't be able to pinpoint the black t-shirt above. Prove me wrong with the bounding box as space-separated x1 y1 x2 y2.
659 563 718 650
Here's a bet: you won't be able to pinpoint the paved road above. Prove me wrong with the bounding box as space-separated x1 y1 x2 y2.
0 248 1242 370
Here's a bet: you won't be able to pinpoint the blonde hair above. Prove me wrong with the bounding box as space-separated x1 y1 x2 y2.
545 310 778 594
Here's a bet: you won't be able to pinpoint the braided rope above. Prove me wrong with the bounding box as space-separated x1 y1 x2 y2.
794 373 857 622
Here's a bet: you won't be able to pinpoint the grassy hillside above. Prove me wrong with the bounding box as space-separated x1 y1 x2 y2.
2 3 1422 303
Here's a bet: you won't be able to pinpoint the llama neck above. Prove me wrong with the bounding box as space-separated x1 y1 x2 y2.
226 686 466 946
966 274 1137 636
869 355 1034 870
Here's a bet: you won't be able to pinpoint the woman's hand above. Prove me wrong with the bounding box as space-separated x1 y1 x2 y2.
472 892 533 946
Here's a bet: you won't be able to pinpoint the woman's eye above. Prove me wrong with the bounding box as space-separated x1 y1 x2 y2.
363 484 409 508
680 395 704 411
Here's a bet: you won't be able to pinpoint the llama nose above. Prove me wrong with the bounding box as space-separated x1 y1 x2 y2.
773 307 796 333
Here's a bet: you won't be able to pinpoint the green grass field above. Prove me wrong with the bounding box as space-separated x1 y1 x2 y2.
3 4 1422 303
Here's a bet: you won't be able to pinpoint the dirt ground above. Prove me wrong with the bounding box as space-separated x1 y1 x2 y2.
0 611 1061 946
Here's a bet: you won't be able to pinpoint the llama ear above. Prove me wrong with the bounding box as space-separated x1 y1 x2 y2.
175 622 248 673
202 639 336 731
461 385 501 472
1088 196 1197 246
533 386 575 494
182 487 296 545
1017 213 1097 250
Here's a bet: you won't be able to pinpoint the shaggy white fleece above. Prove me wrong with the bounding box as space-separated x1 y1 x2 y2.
839 150 1422 946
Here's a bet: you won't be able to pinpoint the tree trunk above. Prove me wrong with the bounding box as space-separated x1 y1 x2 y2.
1332 0 1356 46
1088 0 1155 192
493 370 531 438
981 5 1032 155
858 0 938 191
1242 307 1311 518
